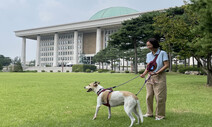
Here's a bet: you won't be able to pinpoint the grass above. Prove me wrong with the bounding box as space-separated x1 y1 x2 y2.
0 72 211 127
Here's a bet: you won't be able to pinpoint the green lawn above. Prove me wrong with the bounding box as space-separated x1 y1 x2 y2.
0 72 211 127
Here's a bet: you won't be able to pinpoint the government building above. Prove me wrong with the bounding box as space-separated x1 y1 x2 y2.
15 7 147 71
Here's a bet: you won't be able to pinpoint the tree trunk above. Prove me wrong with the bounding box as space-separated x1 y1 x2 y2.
127 60 128 71
119 58 121 71
113 61 116 71
99 62 100 69
175 59 178 72
122 58 125 71
207 54 212 86
184 58 187 67
169 52 172 72
193 57 195 68
102 62 104 69
207 70 212 86
111 60 113 71
133 41 138 74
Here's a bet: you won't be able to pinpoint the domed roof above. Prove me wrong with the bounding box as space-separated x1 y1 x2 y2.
89 7 139 20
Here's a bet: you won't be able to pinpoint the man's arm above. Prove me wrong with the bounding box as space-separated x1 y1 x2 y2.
155 60 169 75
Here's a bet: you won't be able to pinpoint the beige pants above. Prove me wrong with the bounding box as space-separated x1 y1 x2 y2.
146 72 167 118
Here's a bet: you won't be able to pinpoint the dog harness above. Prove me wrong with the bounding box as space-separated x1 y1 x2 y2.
97 88 113 107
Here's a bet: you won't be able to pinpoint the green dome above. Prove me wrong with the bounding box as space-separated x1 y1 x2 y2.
89 7 138 20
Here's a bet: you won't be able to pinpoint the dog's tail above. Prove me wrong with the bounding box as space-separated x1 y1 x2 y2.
136 100 143 123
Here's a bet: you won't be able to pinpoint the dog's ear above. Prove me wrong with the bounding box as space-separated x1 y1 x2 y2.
94 83 98 87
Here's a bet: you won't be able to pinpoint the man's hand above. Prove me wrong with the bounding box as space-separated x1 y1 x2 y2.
140 73 145 78
149 71 158 76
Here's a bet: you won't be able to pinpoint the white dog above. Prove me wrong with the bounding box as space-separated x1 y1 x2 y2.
84 81 143 127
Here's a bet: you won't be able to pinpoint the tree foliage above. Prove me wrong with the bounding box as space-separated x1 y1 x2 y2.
153 1 212 85
189 0 212 85
0 55 12 66
109 11 161 73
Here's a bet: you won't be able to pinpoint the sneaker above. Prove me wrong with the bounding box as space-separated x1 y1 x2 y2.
143 114 153 117
155 117 164 120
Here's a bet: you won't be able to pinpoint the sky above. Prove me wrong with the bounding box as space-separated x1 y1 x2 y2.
0 0 185 61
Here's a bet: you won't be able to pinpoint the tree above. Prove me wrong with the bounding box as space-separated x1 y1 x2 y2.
109 11 161 74
13 61 23 72
29 60 35 66
12 56 21 64
153 6 188 71
153 2 212 86
189 0 212 86
0 63 2 71
105 45 119 71
93 49 109 69
137 48 150 64
0 55 12 66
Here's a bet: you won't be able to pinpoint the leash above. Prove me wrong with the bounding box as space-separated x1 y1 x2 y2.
109 75 140 89
105 74 151 96
135 75 151 96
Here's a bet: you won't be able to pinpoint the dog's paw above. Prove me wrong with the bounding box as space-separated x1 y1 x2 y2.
92 117 96 120
108 116 111 120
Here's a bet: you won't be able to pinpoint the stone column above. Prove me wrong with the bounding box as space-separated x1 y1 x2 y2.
36 35 41 66
74 31 78 64
96 27 102 53
21 37 26 67
53 33 59 67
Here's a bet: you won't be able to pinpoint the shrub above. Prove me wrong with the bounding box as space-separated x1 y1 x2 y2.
24 70 37 73
125 70 129 73
72 64 97 72
74 69 79 72
98 69 103 73
86 69 91 73
66 70 69 73
41 70 45 72
50 70 53 72
46 65 51 67
110 70 115 73
98 69 109 73
172 65 178 72
58 70 61 72
199 68 207 75
178 66 205 74
13 62 23 72
138 69 145 74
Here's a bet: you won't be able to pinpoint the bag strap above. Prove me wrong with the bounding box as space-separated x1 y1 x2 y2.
147 50 161 71
152 50 160 63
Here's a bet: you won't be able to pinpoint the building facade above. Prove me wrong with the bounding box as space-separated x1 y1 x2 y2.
15 7 146 68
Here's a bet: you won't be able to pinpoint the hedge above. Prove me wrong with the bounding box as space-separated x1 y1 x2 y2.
138 69 145 74
178 66 206 75
72 64 97 72
97 69 109 73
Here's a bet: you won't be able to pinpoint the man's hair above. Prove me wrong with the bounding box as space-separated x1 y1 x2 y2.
147 38 160 48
